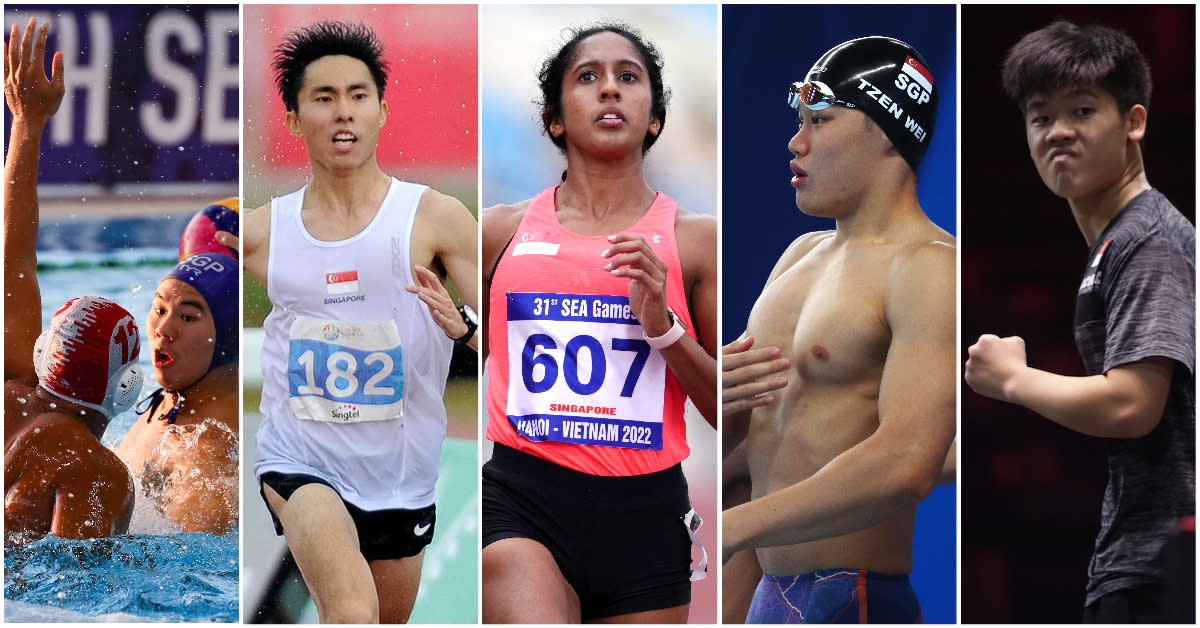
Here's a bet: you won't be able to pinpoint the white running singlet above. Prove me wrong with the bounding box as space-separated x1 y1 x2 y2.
255 179 453 511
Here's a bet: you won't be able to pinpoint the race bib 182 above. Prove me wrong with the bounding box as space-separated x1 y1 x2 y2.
505 292 666 449
288 316 405 423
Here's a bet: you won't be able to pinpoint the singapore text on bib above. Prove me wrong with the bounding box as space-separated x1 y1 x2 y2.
288 316 405 423
505 292 667 449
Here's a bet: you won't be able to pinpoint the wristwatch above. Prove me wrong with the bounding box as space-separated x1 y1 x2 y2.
453 304 478 343
644 307 687 349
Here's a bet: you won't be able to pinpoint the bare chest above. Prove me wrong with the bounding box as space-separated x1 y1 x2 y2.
746 251 891 386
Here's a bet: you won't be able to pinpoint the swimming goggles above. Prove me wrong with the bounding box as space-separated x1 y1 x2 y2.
788 80 851 111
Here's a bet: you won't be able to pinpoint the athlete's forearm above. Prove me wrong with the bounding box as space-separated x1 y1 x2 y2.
4 117 44 265
660 337 717 428
4 116 47 380
722 432 943 560
1005 364 1170 438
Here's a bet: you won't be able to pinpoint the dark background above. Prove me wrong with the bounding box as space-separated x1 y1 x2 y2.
723 5 957 623
960 5 1195 623
3 6 239 188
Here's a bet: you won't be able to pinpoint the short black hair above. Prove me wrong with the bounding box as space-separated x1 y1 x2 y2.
273 20 389 112
537 22 670 154
1001 20 1151 115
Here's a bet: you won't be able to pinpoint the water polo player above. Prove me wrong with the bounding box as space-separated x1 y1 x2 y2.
4 17 140 544
117 251 240 535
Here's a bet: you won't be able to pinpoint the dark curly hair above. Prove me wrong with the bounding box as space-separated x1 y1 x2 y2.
273 20 389 112
1002 20 1151 115
537 22 671 155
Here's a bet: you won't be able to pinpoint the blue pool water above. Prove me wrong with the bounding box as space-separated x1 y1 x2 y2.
6 224 239 622
5 533 238 622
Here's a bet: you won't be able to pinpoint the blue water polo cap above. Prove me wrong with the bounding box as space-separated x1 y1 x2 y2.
163 253 239 371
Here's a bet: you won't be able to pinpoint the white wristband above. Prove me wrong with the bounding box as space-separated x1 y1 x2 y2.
644 316 687 349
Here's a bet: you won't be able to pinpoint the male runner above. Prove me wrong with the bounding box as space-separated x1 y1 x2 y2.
4 18 138 545
722 36 956 623
965 21 1194 623
242 21 478 623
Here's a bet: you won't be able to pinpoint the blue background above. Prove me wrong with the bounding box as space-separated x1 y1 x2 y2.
3 5 238 187
722 5 957 622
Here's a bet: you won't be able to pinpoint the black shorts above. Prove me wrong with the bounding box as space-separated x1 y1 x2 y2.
1084 582 1167 623
259 471 435 562
482 443 692 620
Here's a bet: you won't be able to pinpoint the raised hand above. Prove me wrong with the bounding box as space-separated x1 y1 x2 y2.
5 17 65 125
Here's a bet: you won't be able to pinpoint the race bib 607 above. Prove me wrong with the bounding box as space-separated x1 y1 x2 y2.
505 292 666 450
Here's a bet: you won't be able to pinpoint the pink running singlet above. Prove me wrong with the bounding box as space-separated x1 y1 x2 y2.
486 186 695 477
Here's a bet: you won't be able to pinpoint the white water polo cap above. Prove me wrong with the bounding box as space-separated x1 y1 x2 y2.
33 296 144 418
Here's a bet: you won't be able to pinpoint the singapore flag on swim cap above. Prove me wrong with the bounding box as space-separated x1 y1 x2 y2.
902 56 934 92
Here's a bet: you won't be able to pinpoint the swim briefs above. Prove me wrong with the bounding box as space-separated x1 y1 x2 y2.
746 569 922 623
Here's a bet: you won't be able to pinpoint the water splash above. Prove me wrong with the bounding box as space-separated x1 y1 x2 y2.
5 533 237 622
132 419 238 535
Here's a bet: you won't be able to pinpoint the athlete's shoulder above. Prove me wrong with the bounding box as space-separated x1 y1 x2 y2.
892 224 956 277
417 186 471 217
246 201 271 225
673 208 716 238
482 199 534 246
243 202 272 242
482 199 533 225
781 230 836 265
761 231 836 288
886 231 956 312
187 381 240 434
11 412 93 447
9 412 126 476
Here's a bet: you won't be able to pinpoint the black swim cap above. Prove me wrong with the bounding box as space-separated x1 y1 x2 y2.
797 36 938 173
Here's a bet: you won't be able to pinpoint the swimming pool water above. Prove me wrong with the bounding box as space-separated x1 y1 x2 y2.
5 533 238 622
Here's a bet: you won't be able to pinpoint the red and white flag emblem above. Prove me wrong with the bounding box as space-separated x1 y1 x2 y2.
326 270 360 295
902 56 933 92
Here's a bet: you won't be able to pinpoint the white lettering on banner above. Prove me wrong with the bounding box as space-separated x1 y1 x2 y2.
141 10 202 144
46 12 113 146
3 9 240 148
202 10 239 143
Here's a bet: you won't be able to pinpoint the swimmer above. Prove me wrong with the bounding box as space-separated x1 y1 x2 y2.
241 21 479 624
481 22 717 623
965 21 1194 622
721 37 956 623
4 18 137 545
116 251 239 535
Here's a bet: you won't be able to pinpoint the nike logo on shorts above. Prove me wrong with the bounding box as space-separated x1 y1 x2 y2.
414 522 431 536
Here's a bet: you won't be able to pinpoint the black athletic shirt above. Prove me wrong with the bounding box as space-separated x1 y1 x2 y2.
1073 188 1196 605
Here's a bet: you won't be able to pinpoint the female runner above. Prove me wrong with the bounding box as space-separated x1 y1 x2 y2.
480 22 717 624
